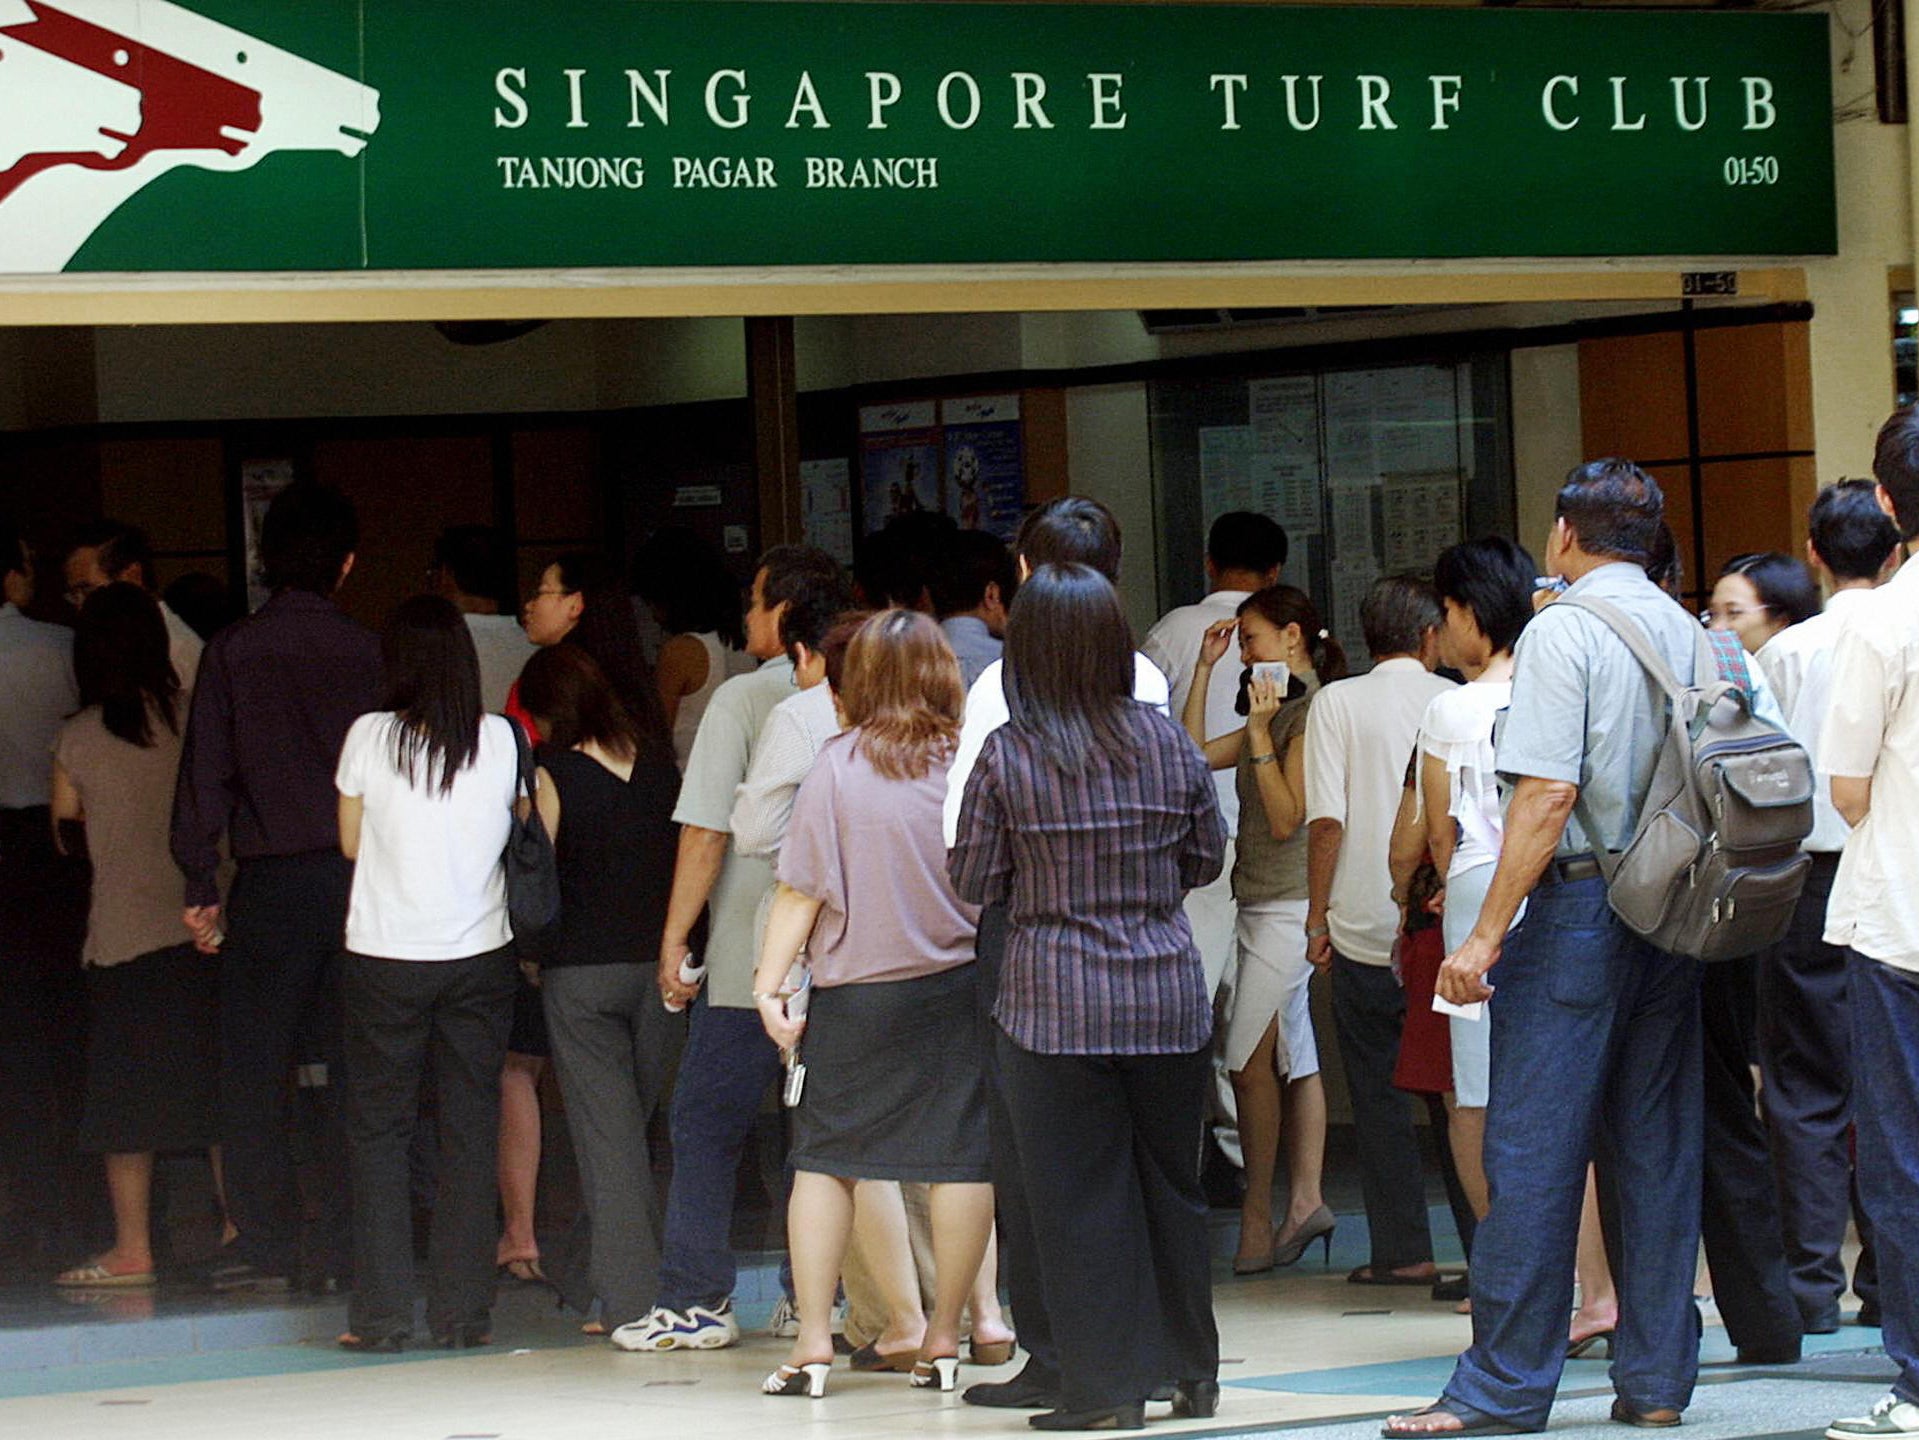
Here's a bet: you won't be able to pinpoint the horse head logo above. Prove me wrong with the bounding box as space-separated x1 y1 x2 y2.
0 0 379 272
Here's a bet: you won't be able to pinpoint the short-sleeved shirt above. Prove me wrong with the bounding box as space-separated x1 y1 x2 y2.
673 655 796 1006
1143 589 1253 835
55 704 187 967
1231 682 1317 904
940 616 1004 693
778 732 979 988
0 602 77 809
1820 553 1919 970
731 682 841 862
949 704 1226 1056
464 613 537 715
1498 562 1717 858
335 712 518 961
1757 588 1875 854
1304 658 1455 965
1418 679 1514 876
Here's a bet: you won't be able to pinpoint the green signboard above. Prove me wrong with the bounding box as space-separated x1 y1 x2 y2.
6 1 1834 274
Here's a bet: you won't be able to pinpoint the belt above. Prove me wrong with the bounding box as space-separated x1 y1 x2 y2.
1537 853 1602 887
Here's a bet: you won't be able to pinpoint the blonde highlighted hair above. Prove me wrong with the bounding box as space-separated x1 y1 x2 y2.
838 609 964 780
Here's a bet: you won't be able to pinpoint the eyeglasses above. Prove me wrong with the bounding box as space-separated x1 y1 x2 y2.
1700 603 1772 626
529 587 573 600
64 579 107 606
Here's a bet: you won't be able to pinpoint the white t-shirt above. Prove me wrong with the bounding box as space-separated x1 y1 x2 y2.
464 613 537 715
1417 678 1513 877
1757 588 1874 855
1142 590 1251 835
336 712 518 961
1820 555 1919 971
1304 657 1456 966
943 651 1171 848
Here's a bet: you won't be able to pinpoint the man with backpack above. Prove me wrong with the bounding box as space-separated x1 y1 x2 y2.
1386 460 1780 1436
1821 410 1919 1440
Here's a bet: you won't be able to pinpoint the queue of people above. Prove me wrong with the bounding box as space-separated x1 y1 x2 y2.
0 411 1915 1439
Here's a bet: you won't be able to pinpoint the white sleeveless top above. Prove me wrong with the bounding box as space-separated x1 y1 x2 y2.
672 631 754 769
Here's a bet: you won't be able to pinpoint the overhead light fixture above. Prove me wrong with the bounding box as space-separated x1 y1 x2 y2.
1901 308 1918 326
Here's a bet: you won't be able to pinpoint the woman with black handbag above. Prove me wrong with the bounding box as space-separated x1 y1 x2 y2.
334 595 521 1351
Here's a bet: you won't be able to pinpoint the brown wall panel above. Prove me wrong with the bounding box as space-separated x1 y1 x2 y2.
97 437 227 586
312 433 494 630
1698 458 1796 582
1695 324 1811 459
512 428 600 544
1579 331 1688 464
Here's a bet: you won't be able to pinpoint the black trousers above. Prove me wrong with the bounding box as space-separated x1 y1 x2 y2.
1699 954 1801 1354
975 904 1058 1381
219 852 353 1279
1330 954 1435 1271
343 947 515 1340
1758 853 1879 1327
0 806 94 1256
997 1031 1218 1412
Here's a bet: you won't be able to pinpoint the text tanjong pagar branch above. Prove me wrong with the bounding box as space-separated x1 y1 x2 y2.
492 67 1789 139
14 1 1835 276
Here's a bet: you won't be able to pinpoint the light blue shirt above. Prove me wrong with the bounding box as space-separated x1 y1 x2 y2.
1497 562 1783 857
0 602 77 809
940 615 1003 692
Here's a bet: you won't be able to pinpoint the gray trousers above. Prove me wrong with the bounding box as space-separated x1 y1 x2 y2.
542 962 676 1330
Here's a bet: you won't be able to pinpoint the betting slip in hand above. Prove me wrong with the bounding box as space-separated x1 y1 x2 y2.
1432 993 1486 1023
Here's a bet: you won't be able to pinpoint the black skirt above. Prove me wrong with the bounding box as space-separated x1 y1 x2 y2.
78 943 219 1154
789 964 989 1183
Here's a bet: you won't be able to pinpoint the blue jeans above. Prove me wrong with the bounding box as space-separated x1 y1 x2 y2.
656 994 790 1311
1445 876 1702 1428
1849 950 1919 1404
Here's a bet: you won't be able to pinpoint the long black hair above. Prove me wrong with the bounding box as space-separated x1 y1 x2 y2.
75 582 178 747
518 643 646 762
628 528 747 650
380 594 484 795
552 551 674 761
1433 536 1539 656
1003 563 1137 772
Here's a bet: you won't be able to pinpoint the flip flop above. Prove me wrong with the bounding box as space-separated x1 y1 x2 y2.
55 1263 156 1289
1349 1265 1441 1287
1381 1399 1534 1437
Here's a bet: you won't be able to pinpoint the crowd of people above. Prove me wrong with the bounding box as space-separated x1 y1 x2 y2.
0 404 1916 1438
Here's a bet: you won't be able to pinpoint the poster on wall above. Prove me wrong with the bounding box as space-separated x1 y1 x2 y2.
941 395 1024 540
1198 426 1254 522
1248 376 1323 537
800 458 856 565
858 402 942 534
240 459 296 613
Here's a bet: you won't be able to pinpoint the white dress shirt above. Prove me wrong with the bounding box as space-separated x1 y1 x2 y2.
0 603 78 809
1142 590 1251 835
1304 656 1455 966
161 600 204 690
1756 587 1875 854
942 652 1171 848
1820 555 1919 971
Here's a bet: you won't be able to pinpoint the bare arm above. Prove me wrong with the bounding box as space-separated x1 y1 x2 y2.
1436 776 1577 1003
1387 780 1426 903
1250 731 1307 842
337 792 364 862
1183 623 1245 770
532 763 561 845
1305 817 1343 971
49 760 82 856
1419 752 1457 880
1832 775 1872 829
659 825 729 1004
654 633 708 733
752 882 826 1051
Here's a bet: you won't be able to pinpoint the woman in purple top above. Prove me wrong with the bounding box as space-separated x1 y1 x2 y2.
950 563 1227 1433
752 610 993 1401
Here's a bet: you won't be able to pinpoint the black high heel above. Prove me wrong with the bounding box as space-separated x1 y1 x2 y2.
1172 1379 1220 1418
1566 1329 1614 1359
1029 1402 1146 1431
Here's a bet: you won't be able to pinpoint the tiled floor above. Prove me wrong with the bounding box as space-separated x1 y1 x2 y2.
0 1212 1890 1440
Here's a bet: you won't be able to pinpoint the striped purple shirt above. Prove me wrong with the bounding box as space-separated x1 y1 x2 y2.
949 703 1226 1056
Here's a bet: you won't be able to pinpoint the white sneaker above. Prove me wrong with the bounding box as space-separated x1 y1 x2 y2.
768 1296 800 1339
1828 1394 1919 1439
609 1301 741 1353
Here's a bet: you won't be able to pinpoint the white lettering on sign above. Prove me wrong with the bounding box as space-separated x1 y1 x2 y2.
1742 76 1777 130
1088 73 1126 129
786 71 830 129
805 155 939 188
706 69 750 128
1610 76 1645 131
1672 76 1708 131
937 71 981 130
1013 72 1054 130
627 69 671 127
1209 74 1247 131
866 72 902 129
494 68 529 128
1429 75 1462 130
673 155 777 187
1282 74 1323 131
1357 75 1395 130
1542 75 1579 130
496 155 647 189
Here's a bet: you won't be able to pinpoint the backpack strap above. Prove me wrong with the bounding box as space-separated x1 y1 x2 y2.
504 712 538 803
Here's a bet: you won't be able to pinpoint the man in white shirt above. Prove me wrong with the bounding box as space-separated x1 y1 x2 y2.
932 529 1018 691
941 497 1169 1414
61 520 202 688
1754 479 1899 1338
1822 413 1919 1440
428 526 536 714
1305 575 1454 1287
1143 511 1286 1002
616 545 849 1355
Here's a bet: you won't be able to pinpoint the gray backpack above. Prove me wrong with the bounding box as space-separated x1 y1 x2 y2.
1565 596 1814 962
